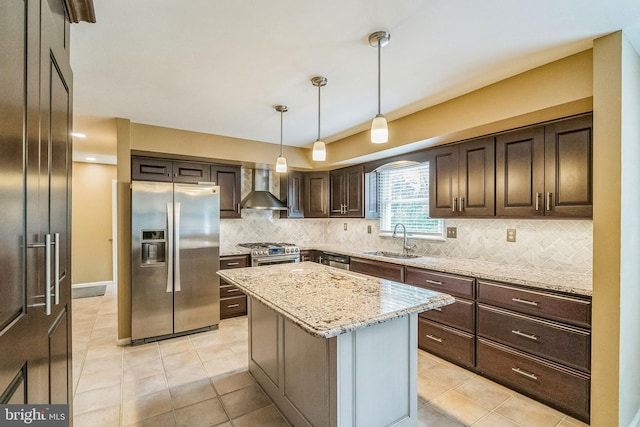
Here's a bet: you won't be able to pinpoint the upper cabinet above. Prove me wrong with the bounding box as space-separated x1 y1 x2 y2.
211 165 242 218
280 171 330 218
496 114 592 218
132 157 211 184
429 137 495 218
131 156 242 218
330 165 364 217
304 172 330 218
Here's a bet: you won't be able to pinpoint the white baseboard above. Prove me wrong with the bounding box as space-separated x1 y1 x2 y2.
72 281 113 289
631 407 640 427
117 337 131 347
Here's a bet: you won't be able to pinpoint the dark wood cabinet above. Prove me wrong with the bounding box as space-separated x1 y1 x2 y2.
349 257 404 281
418 318 475 368
211 165 241 218
305 172 330 218
330 165 364 217
132 157 210 183
219 255 249 319
280 171 329 218
476 278 592 422
280 171 305 218
300 250 322 263
1 0 75 406
543 115 593 217
496 114 593 218
429 137 495 218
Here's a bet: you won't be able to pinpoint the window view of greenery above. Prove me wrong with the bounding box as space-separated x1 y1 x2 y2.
378 162 444 237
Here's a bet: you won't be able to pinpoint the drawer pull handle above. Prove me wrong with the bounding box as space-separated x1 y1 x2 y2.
433 307 442 312
227 304 240 308
425 279 443 286
511 367 538 381
511 297 538 306
226 289 240 293
426 334 443 343
226 262 240 266
511 330 538 341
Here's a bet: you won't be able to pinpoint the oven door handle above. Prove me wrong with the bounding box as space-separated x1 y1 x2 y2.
252 256 300 266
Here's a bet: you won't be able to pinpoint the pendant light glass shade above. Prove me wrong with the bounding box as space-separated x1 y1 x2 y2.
312 140 326 161
275 156 287 173
311 76 327 161
371 114 388 144
274 105 288 173
369 31 390 144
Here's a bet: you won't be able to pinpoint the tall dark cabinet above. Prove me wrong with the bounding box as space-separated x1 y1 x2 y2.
1 0 93 409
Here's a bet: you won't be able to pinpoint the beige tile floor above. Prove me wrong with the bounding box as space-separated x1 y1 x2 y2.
72 286 590 427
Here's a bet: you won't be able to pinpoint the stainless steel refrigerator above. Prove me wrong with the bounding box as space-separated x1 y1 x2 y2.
131 181 220 343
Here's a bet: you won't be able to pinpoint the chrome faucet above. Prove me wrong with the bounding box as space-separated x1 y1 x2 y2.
392 223 416 254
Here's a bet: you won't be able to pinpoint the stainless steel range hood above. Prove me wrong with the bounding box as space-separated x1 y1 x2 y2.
241 169 287 210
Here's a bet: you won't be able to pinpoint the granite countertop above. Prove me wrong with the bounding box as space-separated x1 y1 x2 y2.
217 262 455 339
307 245 593 297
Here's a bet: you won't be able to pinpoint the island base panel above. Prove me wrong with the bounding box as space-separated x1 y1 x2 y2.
247 298 419 427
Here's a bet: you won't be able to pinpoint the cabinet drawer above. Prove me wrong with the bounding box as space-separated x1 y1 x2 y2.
477 338 590 423
419 298 474 333
477 304 590 372
350 257 403 282
132 157 173 182
405 267 474 299
477 280 591 328
220 284 245 299
418 318 474 368
220 295 247 318
220 256 249 269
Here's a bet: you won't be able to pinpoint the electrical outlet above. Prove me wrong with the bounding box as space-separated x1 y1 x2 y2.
367 225 372 234
343 223 348 231
446 227 457 238
507 229 516 242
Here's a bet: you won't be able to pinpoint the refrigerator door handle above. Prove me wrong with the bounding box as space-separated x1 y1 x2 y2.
166 202 174 293
174 202 181 292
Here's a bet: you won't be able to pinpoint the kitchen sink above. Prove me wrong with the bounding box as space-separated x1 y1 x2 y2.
362 250 422 259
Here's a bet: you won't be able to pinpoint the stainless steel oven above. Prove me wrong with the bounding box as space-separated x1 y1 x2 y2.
237 242 301 267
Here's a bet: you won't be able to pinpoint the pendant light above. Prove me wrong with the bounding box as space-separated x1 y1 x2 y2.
369 31 390 144
274 105 288 173
311 76 327 161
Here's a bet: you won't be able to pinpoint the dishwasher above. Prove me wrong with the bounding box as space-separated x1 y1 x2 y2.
322 252 350 270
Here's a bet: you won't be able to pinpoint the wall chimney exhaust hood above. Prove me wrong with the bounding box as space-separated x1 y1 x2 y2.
241 169 287 210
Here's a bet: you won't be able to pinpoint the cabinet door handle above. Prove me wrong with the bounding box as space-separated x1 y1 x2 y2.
236 203 241 213
227 303 240 308
535 192 540 211
45 234 52 316
53 233 60 305
226 288 240 293
511 297 538 306
426 334 443 343
452 197 457 213
511 367 538 381
226 262 240 266
511 330 538 341
425 279 443 286
459 197 464 212
546 192 552 211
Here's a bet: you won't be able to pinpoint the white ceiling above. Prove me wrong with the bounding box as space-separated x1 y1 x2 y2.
70 0 640 155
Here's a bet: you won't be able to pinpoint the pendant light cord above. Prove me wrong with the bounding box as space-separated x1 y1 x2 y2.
377 41 381 115
317 84 322 140
280 110 284 156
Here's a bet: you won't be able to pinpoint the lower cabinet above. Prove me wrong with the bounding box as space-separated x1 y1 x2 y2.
356 257 592 423
219 255 249 319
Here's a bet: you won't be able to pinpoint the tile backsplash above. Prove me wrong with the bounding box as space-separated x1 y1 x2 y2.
220 168 592 275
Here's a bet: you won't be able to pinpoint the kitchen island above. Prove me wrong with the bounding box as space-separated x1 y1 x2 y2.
217 262 454 427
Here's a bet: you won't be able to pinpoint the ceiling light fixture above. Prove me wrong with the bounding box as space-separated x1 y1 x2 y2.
311 76 327 161
274 105 288 173
369 30 390 144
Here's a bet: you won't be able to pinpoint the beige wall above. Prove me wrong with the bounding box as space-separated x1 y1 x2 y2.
72 161 117 284
592 31 640 427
